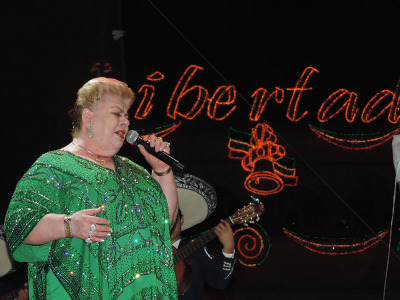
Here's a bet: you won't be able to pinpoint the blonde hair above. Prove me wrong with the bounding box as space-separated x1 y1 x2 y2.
72 77 135 136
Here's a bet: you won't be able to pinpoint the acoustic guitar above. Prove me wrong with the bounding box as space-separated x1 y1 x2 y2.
173 200 265 295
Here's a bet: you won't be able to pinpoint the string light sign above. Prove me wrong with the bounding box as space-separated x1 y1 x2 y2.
234 224 271 267
228 123 298 195
133 65 400 149
283 228 388 255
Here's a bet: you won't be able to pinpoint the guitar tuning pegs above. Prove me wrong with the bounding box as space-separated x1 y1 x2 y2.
256 216 260 222
244 222 249 227
249 220 254 224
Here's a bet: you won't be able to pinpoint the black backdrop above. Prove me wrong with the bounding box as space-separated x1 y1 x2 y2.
2 1 400 299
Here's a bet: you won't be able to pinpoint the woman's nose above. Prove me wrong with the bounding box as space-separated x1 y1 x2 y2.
121 115 130 127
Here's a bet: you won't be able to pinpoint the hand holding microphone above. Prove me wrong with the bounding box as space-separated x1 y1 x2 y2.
126 130 185 172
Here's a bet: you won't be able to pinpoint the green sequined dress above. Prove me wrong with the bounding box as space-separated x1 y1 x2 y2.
4 150 178 299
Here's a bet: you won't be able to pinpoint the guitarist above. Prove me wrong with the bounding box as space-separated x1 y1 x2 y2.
171 209 236 299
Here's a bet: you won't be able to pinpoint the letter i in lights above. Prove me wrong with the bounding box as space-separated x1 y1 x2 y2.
135 71 165 119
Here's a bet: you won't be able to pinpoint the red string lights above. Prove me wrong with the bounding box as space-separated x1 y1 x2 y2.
309 125 400 150
234 224 270 267
135 121 182 138
166 65 237 120
131 65 400 126
228 123 298 195
283 228 388 255
317 89 359 123
134 71 165 119
130 64 400 149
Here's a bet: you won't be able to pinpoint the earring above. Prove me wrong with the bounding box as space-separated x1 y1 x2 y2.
88 124 93 139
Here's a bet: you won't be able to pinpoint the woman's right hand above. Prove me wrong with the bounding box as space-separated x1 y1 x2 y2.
70 206 112 243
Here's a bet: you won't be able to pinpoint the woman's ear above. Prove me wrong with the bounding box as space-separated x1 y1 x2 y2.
82 109 93 128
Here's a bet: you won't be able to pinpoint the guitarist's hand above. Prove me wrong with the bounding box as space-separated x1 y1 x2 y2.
17 282 29 300
214 220 235 254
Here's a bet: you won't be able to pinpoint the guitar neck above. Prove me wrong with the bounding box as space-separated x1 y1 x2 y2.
174 217 232 264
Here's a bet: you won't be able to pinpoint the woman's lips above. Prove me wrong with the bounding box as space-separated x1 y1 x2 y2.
115 130 125 139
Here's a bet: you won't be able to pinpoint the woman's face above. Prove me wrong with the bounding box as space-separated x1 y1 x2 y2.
89 93 130 155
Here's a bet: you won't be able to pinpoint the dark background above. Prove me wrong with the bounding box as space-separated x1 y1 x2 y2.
1 1 400 299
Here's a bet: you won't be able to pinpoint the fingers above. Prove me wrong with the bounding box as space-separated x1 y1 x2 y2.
89 224 112 243
70 206 112 242
83 206 111 225
83 222 113 243
142 135 170 153
84 205 105 216
140 135 172 171
160 140 170 153
214 220 234 242
215 220 231 232
214 220 235 253
92 216 111 225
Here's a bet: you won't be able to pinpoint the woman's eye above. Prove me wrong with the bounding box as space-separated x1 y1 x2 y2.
112 112 129 119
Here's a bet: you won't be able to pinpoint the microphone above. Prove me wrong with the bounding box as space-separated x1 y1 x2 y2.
125 130 185 172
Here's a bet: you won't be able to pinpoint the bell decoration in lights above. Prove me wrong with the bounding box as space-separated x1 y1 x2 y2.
242 123 285 194
228 123 298 196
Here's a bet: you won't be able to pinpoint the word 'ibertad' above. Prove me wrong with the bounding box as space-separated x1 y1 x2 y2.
133 65 400 124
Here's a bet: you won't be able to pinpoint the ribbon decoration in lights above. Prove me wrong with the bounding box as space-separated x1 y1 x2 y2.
234 223 270 267
228 123 298 195
283 228 388 255
309 125 400 150
135 121 182 138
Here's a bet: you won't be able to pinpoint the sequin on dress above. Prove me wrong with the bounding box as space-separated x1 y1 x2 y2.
4 150 178 299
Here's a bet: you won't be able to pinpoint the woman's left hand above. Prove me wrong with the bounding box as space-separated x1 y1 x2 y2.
138 135 171 173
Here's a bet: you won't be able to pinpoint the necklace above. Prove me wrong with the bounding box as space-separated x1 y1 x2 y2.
71 141 108 166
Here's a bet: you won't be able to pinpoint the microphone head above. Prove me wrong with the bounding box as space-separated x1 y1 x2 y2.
126 130 139 144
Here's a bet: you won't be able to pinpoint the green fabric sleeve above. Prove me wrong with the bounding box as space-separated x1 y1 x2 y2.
13 242 51 262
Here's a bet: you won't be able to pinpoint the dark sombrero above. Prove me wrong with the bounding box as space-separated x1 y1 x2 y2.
174 173 217 231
